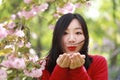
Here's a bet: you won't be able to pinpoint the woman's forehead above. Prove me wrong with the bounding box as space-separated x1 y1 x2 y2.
67 19 82 30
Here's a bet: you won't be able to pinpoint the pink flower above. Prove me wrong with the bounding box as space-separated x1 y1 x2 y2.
15 30 25 37
21 10 35 20
38 3 49 12
7 21 16 29
12 58 26 69
31 5 40 15
75 3 81 8
40 60 46 70
53 13 60 18
17 11 22 18
11 14 16 20
0 26 8 39
57 2 75 14
1 58 26 69
24 0 32 4
1 60 13 68
30 3 49 14
24 59 46 78
25 42 31 48
24 68 42 78
7 29 15 34
29 55 38 62
17 10 34 20
17 3 48 20
17 40 24 48
1 54 15 68
0 69 7 80
7 54 16 60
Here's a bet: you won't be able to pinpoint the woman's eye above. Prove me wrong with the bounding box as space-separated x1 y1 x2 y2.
76 32 82 35
64 32 68 35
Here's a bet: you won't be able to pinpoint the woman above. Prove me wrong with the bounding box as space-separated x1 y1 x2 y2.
39 13 108 80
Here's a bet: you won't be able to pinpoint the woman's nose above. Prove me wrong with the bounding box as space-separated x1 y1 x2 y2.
68 34 76 43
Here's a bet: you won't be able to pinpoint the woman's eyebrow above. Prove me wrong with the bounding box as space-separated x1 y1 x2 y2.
75 27 82 30
66 27 82 30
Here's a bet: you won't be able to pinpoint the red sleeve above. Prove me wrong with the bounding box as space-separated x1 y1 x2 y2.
41 65 68 80
69 66 92 80
91 56 108 80
68 55 108 80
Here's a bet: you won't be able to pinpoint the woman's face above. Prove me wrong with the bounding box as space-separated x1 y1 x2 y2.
62 19 85 54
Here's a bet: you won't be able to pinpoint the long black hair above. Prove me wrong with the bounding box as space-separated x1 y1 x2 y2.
46 13 92 73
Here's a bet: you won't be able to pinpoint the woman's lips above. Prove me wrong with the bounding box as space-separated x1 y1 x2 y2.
67 46 76 51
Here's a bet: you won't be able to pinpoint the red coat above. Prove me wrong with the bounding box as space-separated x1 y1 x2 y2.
39 55 108 80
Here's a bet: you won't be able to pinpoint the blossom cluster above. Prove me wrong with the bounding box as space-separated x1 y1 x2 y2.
17 3 49 20
0 21 46 79
0 1 48 78
0 54 46 80
0 0 49 79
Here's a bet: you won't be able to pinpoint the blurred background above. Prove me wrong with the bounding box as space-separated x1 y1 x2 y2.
0 0 120 80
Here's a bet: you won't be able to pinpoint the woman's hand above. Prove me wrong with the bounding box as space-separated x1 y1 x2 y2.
69 53 85 69
56 53 71 68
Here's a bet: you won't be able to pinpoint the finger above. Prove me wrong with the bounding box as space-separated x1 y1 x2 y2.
61 54 70 67
70 53 79 69
58 55 63 64
59 53 67 62
57 55 62 65
79 54 86 64
81 54 86 59
75 53 81 65
70 59 75 69
79 55 85 65
57 53 67 64
76 52 85 59
70 53 85 69
57 54 69 67
74 53 85 66
82 59 85 64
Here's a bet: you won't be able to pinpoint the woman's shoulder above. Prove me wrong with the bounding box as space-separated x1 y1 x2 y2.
89 54 107 65
87 55 108 78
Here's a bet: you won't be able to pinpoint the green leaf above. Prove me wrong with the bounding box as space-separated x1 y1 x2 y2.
0 48 13 55
18 46 29 54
